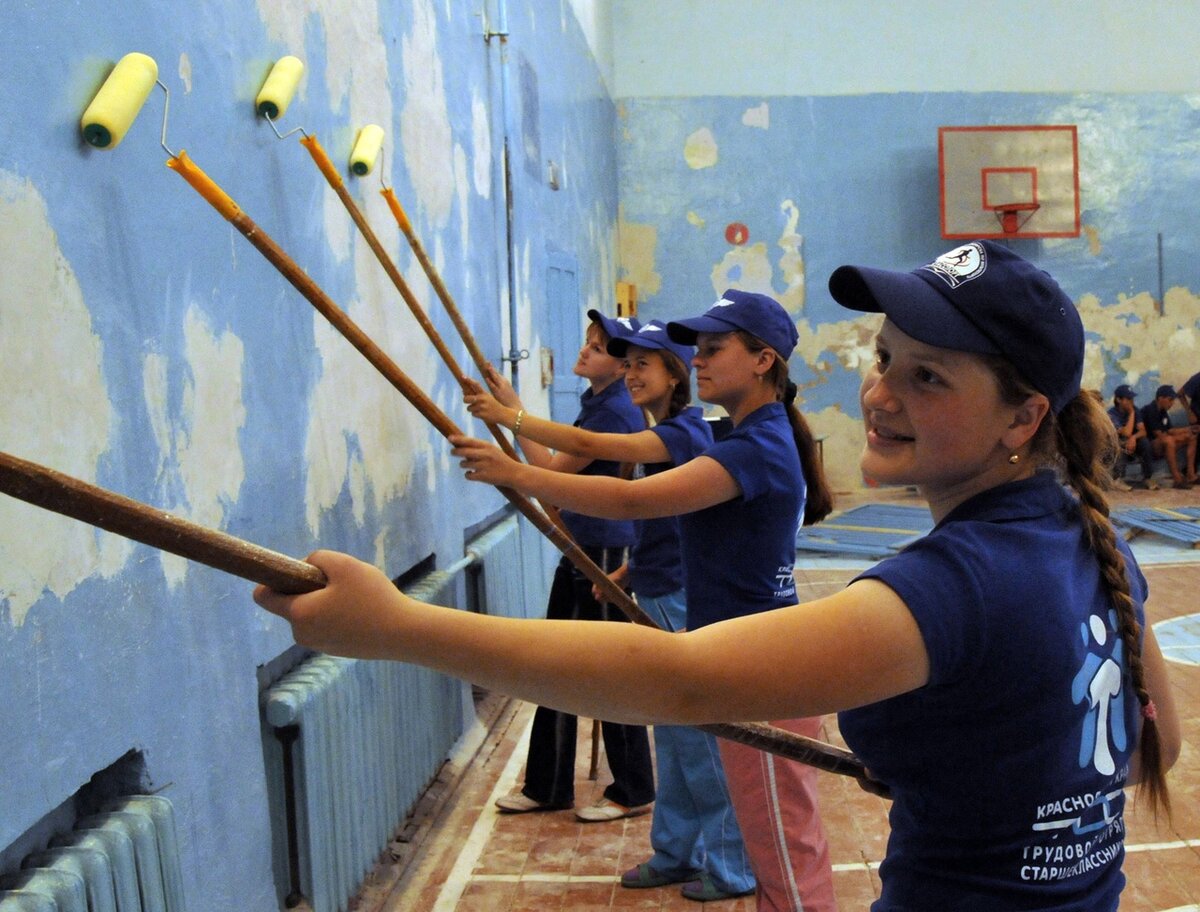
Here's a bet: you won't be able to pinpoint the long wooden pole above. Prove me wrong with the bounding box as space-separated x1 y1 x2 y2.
300 137 526 467
380 186 496 381
167 149 651 623
163 150 867 781
0 451 324 593
0 448 864 780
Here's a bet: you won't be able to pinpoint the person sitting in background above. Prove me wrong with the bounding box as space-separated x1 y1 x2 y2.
1179 370 1200 475
1107 384 1158 490
1139 384 1198 489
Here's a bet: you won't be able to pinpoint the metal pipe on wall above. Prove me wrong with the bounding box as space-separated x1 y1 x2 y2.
486 0 525 392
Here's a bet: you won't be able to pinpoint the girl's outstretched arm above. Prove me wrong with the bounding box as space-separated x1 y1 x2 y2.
253 551 930 725
451 434 739 519
462 372 593 474
465 384 670 465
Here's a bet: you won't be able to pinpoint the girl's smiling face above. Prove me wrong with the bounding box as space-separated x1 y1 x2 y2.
859 319 1038 516
623 346 675 413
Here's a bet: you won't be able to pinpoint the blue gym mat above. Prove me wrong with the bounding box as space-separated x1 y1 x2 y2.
795 503 934 559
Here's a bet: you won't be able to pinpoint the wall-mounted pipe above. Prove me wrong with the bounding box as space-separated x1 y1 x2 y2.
486 0 525 390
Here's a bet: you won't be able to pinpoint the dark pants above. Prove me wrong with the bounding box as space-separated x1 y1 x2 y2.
520 549 655 808
1114 436 1155 481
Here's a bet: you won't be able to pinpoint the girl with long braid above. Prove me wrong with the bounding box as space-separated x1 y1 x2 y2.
255 244 1178 911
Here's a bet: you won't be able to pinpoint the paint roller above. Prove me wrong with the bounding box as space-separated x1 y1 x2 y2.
349 124 385 176
295 129 544 480
0 447 866 780
72 66 866 780
255 55 305 121
80 52 160 149
249 73 548 508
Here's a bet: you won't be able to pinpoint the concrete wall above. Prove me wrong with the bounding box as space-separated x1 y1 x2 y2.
0 0 615 907
612 3 1200 492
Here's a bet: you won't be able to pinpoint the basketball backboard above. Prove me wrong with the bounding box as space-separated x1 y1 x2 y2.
939 125 1080 239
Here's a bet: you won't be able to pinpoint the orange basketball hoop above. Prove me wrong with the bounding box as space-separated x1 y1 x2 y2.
939 126 1079 240
991 202 1041 235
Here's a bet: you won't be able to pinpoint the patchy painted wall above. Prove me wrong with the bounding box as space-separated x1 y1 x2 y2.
616 93 1200 492
0 0 616 906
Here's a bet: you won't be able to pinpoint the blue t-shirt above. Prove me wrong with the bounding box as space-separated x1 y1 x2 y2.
677 402 804 629
627 407 713 597
561 380 642 547
1139 402 1172 437
839 472 1147 911
1106 405 1130 433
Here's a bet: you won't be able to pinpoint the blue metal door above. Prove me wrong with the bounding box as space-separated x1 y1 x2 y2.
545 250 582 424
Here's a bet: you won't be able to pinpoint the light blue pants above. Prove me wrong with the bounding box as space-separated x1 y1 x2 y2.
639 590 755 894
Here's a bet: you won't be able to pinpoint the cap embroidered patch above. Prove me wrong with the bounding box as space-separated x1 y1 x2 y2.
922 243 987 288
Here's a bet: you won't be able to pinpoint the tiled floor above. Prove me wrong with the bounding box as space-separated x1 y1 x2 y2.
366 486 1200 911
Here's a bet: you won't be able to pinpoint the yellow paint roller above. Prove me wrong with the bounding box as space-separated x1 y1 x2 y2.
349 124 385 176
255 55 304 120
80 52 159 149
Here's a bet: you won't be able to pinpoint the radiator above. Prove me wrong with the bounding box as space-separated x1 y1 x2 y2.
467 515 533 619
0 795 185 912
261 570 464 912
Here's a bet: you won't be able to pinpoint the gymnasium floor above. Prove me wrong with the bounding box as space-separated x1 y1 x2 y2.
363 486 1200 911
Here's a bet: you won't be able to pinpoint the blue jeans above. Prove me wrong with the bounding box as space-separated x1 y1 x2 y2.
638 590 755 894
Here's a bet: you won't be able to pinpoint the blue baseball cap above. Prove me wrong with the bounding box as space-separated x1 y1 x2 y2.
607 320 694 366
1156 384 1177 399
1114 384 1136 400
666 289 799 360
586 309 640 342
828 240 1084 414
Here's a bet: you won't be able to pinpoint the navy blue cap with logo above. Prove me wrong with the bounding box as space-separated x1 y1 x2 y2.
666 289 799 360
607 319 695 367
1114 384 1136 400
586 308 641 343
828 240 1084 414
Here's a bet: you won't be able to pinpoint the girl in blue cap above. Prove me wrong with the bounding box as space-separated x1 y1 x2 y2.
477 308 656 823
466 319 756 902
255 246 1178 911
375 288 838 911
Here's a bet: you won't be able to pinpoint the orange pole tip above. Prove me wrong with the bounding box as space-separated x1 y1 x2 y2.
166 150 242 222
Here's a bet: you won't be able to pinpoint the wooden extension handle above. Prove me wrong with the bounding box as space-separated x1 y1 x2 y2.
0 449 867 780
0 451 324 594
163 152 868 781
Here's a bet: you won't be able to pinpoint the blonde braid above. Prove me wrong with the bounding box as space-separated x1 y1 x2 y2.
989 359 1172 820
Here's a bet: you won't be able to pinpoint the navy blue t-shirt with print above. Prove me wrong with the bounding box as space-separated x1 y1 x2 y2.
627 407 713 598
1139 402 1173 437
677 402 804 630
561 380 642 548
839 473 1147 911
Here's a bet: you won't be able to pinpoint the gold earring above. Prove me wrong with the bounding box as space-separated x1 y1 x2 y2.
1009 453 1020 464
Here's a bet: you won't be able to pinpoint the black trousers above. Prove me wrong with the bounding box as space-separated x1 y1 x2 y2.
1114 436 1155 481
520 549 655 808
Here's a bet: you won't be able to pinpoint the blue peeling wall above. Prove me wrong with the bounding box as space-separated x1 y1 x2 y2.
0 0 615 907
616 92 1200 491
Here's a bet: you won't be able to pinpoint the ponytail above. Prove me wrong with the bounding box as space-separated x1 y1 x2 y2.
988 360 1172 820
737 331 834 526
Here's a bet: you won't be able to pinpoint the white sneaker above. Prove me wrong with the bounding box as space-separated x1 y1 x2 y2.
574 798 652 823
494 792 563 813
